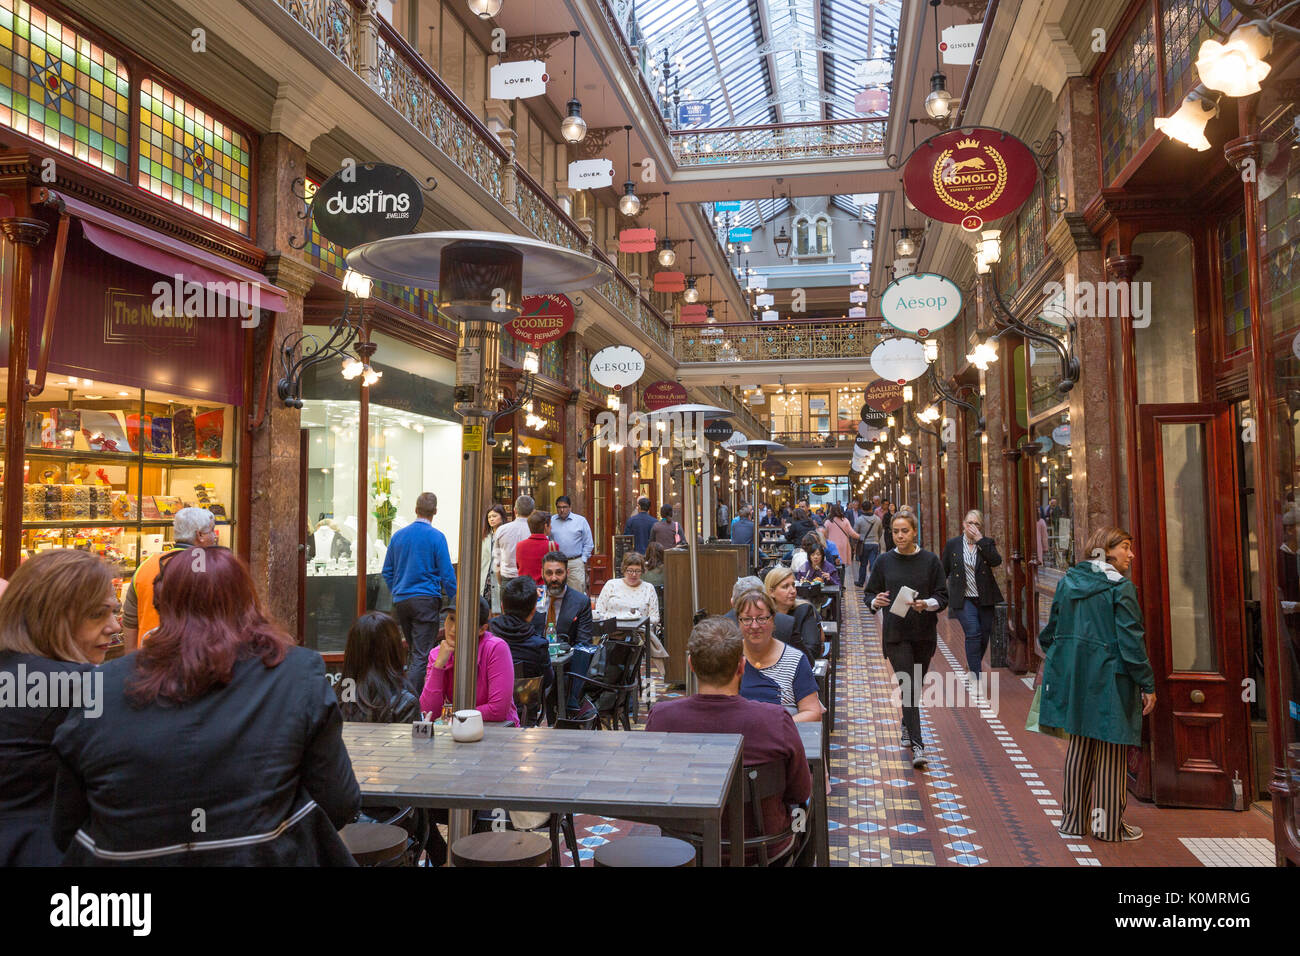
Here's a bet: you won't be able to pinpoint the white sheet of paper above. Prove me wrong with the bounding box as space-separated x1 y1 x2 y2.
889 585 918 617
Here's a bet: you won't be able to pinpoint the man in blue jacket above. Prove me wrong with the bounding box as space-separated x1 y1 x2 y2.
624 496 657 555
383 492 457 693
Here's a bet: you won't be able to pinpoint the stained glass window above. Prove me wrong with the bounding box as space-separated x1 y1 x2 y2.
1019 191 1045 282
1259 136 1300 334
1220 209 1250 356
1161 0 1231 110
1098 3 1158 185
0 0 130 177
137 78 250 233
999 226 1020 298
1044 158 1061 226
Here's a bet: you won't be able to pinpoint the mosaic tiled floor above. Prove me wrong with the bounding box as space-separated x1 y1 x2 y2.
557 566 1277 866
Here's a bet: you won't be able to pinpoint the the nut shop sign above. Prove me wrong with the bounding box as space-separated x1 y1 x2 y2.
507 294 575 347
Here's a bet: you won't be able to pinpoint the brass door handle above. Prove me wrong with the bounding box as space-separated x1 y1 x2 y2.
1190 689 1206 704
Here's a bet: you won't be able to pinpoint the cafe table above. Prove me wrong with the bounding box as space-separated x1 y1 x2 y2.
797 722 829 868
344 722 746 866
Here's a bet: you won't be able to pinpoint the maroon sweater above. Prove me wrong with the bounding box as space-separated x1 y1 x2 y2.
645 693 811 846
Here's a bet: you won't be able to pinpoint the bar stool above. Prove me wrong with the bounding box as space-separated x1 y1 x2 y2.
451 830 551 867
593 836 696 867
339 822 410 867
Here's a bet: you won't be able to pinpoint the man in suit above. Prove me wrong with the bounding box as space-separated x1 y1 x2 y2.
940 510 1004 678
536 551 595 714
732 504 755 548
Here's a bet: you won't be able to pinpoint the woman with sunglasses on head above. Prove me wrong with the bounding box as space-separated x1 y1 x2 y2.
863 511 948 769
734 589 824 724
51 547 360 865
0 550 121 866
940 510 1003 679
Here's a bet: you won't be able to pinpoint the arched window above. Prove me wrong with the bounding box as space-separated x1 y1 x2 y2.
793 216 812 256
814 215 832 255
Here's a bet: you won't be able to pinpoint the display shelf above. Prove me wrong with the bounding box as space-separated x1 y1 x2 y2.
20 447 235 468
19 519 234 530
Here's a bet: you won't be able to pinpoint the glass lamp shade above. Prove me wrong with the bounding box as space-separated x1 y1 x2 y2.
341 357 364 380
618 182 642 216
973 247 991 274
683 279 699 303
774 226 792 258
657 242 676 267
1154 89 1218 151
467 0 502 19
1196 21 1272 97
925 72 952 119
895 234 916 258
560 100 587 143
979 229 1002 264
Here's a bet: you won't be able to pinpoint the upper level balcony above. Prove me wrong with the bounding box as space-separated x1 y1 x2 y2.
673 317 887 386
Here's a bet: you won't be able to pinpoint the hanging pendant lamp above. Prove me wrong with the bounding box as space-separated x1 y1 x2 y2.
560 31 587 144
618 125 641 216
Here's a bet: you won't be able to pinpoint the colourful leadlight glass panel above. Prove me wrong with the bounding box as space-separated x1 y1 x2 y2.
1220 209 1250 356
1099 4 1157 185
0 0 130 177
999 226 1020 298
1259 134 1300 335
138 78 250 233
1161 0 1230 110
1044 158 1061 225
1019 191 1045 281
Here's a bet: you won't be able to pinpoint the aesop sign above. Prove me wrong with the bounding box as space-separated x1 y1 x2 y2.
311 163 425 250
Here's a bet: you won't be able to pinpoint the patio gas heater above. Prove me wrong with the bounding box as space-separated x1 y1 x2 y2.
346 231 611 850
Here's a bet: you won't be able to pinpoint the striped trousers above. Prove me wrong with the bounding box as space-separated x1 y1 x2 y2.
1059 734 1131 841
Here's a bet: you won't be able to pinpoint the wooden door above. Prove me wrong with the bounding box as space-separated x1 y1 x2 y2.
588 473 614 595
1137 403 1249 808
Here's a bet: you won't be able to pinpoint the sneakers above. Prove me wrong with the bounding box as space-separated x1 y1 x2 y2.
900 728 912 749
1121 823 1143 842
911 745 927 769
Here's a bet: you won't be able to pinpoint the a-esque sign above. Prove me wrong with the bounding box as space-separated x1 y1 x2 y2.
864 379 904 411
703 420 733 443
618 228 657 253
678 101 711 126
489 59 548 99
310 163 424 250
507 294 574 347
881 272 962 336
870 337 929 384
643 380 687 410
589 345 645 390
903 127 1038 232
653 271 686 293
568 158 614 190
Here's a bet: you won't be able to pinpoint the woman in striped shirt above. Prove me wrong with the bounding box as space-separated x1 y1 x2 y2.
734 589 824 723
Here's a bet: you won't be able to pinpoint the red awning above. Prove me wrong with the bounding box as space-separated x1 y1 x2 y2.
45 191 288 313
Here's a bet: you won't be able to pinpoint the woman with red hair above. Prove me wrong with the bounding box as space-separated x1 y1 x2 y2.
51 547 361 865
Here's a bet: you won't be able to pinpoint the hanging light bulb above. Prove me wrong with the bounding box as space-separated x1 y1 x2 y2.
361 365 382 387
522 349 540 374
683 276 699 303
1196 21 1273 97
902 385 914 402
619 182 642 216
979 229 1002 264
658 240 676 267
466 0 502 19
897 433 913 446
341 357 364 380
341 269 372 298
1154 87 1219 151
560 31 587 144
607 394 621 411
895 229 916 258
924 339 939 364
925 71 952 119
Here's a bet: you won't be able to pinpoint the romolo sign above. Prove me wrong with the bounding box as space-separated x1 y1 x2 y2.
310 163 425 250
881 273 962 336
589 345 645 390
903 127 1038 232
507 294 574 347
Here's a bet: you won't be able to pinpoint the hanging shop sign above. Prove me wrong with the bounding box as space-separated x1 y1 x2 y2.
1052 423 1072 447
750 275 766 291
653 271 686 293
854 58 893 85
703 420 734 443
881 272 962 336
589 345 646 390
761 309 779 321
902 127 1038 232
851 269 871 284
864 379 905 411
568 158 615 190
848 307 867 318
727 227 753 243
849 290 870 304
755 293 774 307
509 294 575 347
851 248 872 264
870 337 929 384
768 459 788 477
810 483 831 495
860 404 887 426
309 162 425 250
858 421 881 440
714 201 742 213
643 380 688 410
854 437 874 450
618 228 657 253
678 101 712 126
679 303 708 323
489 59 548 99
940 23 982 65
854 88 890 113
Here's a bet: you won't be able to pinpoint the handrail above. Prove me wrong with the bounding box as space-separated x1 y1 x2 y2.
670 117 890 136
674 317 883 330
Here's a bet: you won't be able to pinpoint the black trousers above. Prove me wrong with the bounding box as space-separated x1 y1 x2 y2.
884 638 937 746
396 595 443 694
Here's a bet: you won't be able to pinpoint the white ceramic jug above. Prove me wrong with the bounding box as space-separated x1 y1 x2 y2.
451 709 484 742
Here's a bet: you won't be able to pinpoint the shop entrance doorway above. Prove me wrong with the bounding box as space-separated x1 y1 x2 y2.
1137 403 1250 808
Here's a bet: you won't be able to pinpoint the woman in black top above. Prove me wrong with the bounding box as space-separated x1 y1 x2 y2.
339 611 420 723
785 508 817 546
864 512 948 769
0 550 120 866
52 547 360 865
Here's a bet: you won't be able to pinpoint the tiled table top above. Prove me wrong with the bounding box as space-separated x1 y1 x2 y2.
343 722 743 820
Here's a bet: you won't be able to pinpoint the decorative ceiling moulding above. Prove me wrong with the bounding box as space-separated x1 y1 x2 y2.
502 32 575 62
947 0 991 22
571 127 624 160
1081 187 1202 236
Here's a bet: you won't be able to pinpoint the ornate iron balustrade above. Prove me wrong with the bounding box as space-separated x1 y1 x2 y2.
594 0 671 140
670 119 888 167
674 319 884 363
771 431 860 450
279 0 359 68
701 386 766 438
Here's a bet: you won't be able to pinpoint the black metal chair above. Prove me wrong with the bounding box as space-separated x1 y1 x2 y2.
513 671 545 728
570 632 647 731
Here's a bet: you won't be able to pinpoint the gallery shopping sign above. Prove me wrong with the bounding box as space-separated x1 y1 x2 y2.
310 162 425 249
881 273 962 336
589 345 645 390
507 294 575 347
902 127 1038 232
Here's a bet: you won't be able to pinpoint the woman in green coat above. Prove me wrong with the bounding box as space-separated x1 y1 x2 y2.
1038 526 1156 842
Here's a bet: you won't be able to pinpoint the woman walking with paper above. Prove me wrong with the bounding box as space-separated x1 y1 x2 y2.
863 512 948 769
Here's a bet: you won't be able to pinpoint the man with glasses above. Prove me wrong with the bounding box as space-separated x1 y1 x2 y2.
121 507 218 651
549 496 593 593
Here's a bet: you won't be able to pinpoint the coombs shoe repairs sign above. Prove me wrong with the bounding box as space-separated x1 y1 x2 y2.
902 127 1037 232
507 294 575 347
310 163 425 249
881 273 962 336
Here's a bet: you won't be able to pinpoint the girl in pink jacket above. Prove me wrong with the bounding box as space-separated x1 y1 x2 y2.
420 601 519 726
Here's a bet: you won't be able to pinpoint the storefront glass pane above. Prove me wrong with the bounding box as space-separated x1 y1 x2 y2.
1133 231 1198 404
1030 411 1073 571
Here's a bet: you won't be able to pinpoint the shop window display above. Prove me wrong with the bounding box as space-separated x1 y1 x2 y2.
1030 411 1073 571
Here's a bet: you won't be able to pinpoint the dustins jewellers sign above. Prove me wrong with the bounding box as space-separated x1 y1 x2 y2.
881 273 962 336
902 127 1037 232
507 294 575 347
589 345 646 390
310 163 425 249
